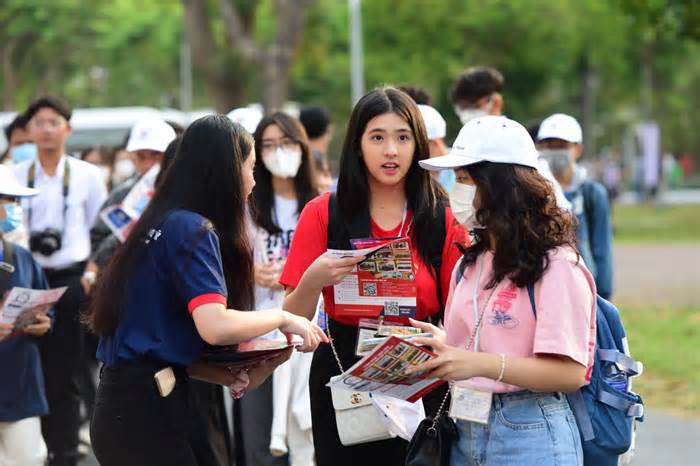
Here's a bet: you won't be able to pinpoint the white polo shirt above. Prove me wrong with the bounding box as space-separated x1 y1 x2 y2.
13 156 108 270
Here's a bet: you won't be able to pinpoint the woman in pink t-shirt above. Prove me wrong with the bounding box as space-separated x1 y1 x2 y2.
413 116 596 466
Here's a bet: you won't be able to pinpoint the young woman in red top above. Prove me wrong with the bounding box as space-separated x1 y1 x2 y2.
280 87 467 465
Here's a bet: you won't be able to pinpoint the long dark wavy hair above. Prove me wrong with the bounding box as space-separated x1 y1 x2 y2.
336 86 445 268
251 112 316 234
458 162 578 288
87 115 255 336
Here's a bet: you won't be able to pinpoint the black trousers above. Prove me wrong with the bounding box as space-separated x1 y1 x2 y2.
91 361 231 466
309 319 447 466
40 263 87 466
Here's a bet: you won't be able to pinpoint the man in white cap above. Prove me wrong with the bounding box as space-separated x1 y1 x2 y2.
417 104 456 192
85 118 177 293
125 118 177 183
537 113 613 299
0 165 53 466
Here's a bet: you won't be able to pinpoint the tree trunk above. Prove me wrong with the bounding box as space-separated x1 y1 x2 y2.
259 0 312 113
183 0 248 113
0 40 18 111
262 48 291 113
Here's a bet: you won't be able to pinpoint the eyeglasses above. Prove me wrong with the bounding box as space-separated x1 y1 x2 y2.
261 138 299 154
30 118 65 130
0 195 19 203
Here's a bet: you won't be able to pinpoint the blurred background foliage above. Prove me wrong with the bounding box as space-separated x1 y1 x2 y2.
1 0 699 160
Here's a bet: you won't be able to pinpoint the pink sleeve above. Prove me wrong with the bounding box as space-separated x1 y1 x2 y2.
532 256 595 367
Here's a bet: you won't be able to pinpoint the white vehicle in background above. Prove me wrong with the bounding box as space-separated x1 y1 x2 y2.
0 102 298 156
0 107 213 156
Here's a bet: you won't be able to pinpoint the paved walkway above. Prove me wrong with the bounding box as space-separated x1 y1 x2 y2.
632 410 700 466
614 243 700 307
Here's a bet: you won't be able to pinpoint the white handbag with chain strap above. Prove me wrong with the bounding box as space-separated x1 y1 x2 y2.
326 319 395 446
329 375 396 446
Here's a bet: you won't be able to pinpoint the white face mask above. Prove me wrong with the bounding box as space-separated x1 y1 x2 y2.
539 148 575 178
112 159 136 184
454 97 496 125
262 147 302 178
449 182 482 230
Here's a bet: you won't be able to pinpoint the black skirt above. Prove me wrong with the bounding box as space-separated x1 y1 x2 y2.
309 319 447 466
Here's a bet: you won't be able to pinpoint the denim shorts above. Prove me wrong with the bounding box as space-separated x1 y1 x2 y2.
450 391 583 466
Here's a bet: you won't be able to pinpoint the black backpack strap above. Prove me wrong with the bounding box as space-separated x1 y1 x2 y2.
326 192 370 250
429 203 447 325
0 240 16 294
526 284 537 318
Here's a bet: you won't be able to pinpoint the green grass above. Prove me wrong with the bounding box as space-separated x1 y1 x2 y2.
613 204 700 243
620 305 700 417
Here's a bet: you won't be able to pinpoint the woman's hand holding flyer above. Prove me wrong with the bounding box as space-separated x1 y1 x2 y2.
409 318 446 345
405 336 489 381
306 252 366 288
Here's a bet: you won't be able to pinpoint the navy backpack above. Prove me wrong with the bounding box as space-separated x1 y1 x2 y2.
525 286 644 466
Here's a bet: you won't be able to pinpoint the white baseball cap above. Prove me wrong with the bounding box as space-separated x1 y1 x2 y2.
227 107 263 134
126 119 177 153
0 165 38 197
419 116 539 171
537 113 582 144
417 104 446 141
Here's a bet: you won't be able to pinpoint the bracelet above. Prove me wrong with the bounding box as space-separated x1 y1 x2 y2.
496 354 506 383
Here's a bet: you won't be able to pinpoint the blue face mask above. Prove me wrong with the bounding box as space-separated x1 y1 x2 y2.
0 202 23 233
10 143 38 164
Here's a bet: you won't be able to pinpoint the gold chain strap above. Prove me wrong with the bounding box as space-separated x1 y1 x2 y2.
326 320 345 374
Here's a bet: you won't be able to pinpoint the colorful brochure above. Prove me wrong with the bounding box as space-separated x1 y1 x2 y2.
0 286 67 329
100 164 160 242
327 336 444 403
201 335 302 369
327 237 417 318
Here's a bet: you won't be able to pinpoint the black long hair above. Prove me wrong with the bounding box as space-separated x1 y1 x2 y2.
336 86 445 268
87 115 255 336
251 112 316 234
154 136 181 188
458 162 578 288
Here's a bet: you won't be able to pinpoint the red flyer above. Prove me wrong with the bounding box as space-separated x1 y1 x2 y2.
327 237 417 318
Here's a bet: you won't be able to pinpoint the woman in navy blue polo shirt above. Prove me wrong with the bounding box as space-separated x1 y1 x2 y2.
0 166 52 466
86 115 326 466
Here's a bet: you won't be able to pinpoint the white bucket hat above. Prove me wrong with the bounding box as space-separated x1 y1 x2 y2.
0 165 38 197
419 116 539 171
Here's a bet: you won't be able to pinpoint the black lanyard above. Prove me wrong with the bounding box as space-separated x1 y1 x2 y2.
27 158 71 231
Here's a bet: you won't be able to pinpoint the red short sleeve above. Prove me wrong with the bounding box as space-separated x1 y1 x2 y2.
279 193 330 290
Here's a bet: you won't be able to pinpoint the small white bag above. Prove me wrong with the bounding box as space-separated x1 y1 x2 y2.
329 375 396 446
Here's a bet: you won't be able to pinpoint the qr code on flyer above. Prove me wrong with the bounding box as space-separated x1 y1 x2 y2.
384 301 400 316
362 282 377 297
